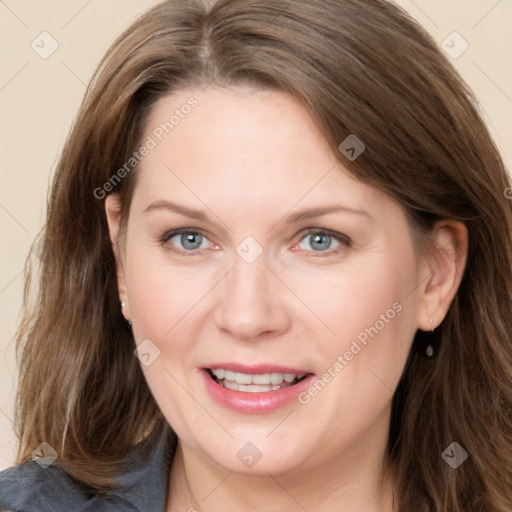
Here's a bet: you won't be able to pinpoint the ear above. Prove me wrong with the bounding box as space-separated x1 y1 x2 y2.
105 193 130 323
416 220 468 331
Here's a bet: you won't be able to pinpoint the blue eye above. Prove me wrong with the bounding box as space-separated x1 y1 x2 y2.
303 233 334 251
160 228 351 257
297 229 351 255
161 230 210 254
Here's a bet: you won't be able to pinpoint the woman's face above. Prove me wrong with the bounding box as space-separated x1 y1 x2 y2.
107 86 429 476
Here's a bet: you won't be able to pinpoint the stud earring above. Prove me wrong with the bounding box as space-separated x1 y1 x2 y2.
119 300 131 328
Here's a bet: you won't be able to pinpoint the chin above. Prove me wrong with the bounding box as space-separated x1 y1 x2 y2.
197 435 310 476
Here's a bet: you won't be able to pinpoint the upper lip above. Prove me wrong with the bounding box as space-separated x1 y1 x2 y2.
202 362 313 375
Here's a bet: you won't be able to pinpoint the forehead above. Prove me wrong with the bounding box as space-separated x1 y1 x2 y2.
144 86 332 165
132 87 391 221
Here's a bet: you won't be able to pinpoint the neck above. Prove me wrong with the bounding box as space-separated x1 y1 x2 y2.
166 413 396 512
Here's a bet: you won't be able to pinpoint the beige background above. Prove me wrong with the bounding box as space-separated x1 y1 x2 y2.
1 0 511 470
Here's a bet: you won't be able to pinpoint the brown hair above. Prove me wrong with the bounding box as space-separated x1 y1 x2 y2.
14 0 512 510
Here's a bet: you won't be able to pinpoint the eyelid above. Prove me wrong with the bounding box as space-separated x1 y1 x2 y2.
161 227 211 242
299 228 351 244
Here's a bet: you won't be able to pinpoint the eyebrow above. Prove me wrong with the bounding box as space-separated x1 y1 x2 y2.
285 205 371 223
143 200 208 220
142 200 371 222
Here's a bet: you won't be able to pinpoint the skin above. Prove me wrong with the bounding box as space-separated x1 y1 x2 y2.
105 86 467 512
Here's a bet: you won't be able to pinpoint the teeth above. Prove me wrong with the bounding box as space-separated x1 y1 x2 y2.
225 370 236 381
219 379 295 392
270 373 283 385
252 373 272 385
222 379 240 391
235 372 253 385
210 369 308 388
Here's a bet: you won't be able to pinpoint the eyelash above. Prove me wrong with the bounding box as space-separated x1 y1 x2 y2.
159 228 352 257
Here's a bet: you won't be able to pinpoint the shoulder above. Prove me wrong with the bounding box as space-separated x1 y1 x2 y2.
0 462 142 511
0 460 93 511
0 423 177 512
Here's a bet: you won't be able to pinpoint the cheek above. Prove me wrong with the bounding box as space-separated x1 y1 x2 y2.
290 249 418 383
289 256 418 441
126 242 216 336
124 247 215 434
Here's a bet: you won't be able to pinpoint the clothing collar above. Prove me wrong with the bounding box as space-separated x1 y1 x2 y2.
107 421 177 511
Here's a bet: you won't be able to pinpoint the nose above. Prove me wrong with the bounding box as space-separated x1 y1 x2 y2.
213 252 291 341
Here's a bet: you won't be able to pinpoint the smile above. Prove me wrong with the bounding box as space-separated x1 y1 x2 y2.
201 365 316 413
208 368 307 392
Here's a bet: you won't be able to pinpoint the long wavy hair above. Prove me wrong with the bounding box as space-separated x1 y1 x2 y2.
13 0 512 510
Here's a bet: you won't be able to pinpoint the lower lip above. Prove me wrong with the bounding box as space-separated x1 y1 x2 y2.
200 369 316 414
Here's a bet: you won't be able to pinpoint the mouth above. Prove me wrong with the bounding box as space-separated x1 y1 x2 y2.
205 368 310 393
200 365 316 413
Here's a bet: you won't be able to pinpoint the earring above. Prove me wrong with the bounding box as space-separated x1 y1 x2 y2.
426 317 435 357
119 300 132 327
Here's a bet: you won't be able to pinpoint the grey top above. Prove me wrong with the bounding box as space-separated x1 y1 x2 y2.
0 422 177 512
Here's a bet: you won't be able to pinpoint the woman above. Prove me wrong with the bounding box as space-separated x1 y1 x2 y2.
1 0 511 510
